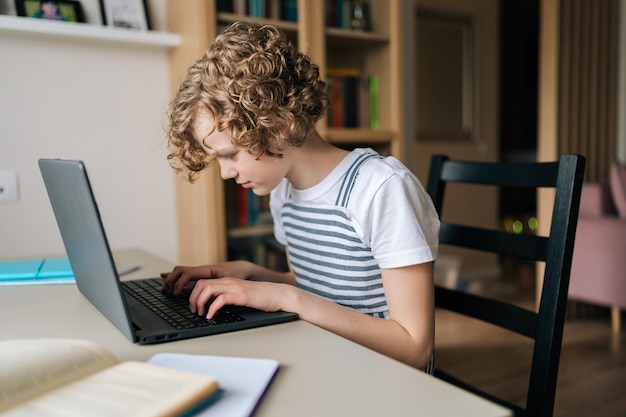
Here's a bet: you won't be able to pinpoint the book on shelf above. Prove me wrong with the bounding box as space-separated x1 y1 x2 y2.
249 0 266 17
226 181 277 266
325 0 349 28
282 0 297 21
369 74 379 130
229 182 271 229
325 0 372 31
233 0 248 15
0 339 221 417
327 67 359 128
236 185 250 227
217 0 297 21
327 68 378 130
228 232 287 271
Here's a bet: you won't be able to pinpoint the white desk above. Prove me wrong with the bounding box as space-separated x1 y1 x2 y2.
0 249 510 417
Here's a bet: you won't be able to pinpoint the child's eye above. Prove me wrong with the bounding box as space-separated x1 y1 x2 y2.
220 152 238 160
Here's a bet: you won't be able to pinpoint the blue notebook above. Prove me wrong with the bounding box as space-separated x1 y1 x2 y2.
0 258 74 285
0 259 43 281
38 258 73 278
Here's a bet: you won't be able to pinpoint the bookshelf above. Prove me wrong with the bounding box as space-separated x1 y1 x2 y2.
167 0 405 265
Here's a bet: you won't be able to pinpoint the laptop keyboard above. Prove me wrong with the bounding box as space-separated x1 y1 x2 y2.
122 278 245 330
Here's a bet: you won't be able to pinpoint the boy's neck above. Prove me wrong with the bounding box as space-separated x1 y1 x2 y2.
286 131 350 190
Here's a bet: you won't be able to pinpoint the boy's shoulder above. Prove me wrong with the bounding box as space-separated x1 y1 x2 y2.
352 148 412 180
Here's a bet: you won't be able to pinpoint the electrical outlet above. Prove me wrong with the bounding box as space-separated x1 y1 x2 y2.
0 170 18 203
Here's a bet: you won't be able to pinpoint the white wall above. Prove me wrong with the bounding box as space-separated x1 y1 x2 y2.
0 0 179 263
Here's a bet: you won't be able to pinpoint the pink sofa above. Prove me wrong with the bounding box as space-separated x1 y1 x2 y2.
569 161 626 333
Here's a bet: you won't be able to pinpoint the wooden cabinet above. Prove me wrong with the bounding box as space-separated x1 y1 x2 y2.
167 0 405 265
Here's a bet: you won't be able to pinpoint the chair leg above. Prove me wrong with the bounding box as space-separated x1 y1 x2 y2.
611 306 621 334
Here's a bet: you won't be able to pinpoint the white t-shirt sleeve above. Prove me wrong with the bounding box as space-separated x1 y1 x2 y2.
355 161 440 269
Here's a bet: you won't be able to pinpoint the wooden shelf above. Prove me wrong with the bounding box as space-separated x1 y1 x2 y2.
326 27 389 47
0 15 180 49
216 12 298 33
326 128 394 144
228 224 275 239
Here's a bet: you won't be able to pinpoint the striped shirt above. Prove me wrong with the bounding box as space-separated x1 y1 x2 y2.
271 149 439 317
270 149 439 373
282 152 389 317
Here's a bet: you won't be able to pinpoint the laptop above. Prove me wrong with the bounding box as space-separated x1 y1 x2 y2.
38 158 298 345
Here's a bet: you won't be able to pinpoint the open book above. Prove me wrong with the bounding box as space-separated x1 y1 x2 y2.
0 339 221 416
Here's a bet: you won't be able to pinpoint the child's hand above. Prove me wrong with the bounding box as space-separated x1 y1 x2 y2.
161 260 253 295
189 277 287 318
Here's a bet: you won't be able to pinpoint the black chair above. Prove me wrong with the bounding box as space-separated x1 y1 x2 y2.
426 154 585 417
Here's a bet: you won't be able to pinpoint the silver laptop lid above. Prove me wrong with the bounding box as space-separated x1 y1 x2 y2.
39 159 136 342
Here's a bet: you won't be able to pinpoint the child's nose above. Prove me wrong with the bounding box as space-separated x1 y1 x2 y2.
219 162 237 180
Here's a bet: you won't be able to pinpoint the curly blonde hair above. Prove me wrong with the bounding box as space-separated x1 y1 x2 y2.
167 22 329 182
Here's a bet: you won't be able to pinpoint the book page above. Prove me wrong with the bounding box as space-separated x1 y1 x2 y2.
0 339 118 412
2 362 220 417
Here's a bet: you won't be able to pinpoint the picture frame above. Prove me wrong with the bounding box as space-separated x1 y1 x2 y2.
99 0 151 31
15 0 86 23
416 9 475 141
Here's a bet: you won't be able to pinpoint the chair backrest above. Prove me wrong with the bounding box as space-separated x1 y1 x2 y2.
426 154 585 417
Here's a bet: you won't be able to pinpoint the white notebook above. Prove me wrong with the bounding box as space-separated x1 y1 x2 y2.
148 353 279 417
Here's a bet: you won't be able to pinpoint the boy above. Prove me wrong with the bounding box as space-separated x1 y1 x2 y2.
163 22 440 371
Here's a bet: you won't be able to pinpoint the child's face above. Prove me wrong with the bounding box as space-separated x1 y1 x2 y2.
192 111 289 196
41 1 59 13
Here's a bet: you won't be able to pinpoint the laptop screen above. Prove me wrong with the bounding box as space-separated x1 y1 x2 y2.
39 159 136 341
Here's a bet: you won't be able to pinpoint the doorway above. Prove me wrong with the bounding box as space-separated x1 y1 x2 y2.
499 0 540 291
